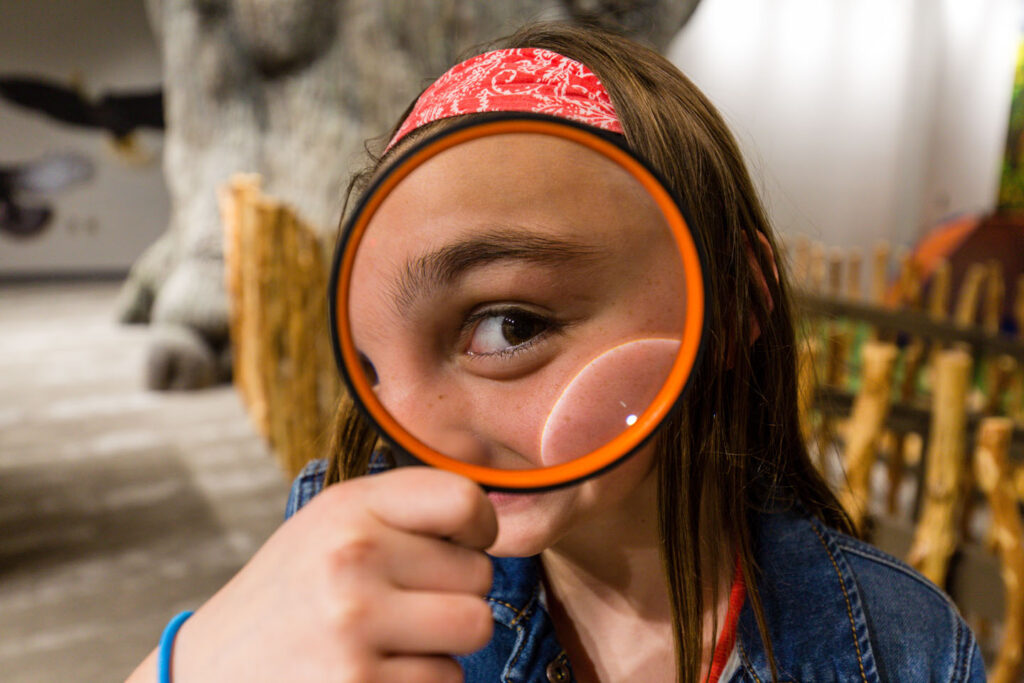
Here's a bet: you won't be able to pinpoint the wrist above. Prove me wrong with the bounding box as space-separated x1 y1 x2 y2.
158 610 194 682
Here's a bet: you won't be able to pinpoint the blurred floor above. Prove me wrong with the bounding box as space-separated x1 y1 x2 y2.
0 281 290 682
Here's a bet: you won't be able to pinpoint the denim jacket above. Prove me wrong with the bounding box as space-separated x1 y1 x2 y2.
286 459 985 682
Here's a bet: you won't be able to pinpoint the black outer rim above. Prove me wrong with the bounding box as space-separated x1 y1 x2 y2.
327 112 711 492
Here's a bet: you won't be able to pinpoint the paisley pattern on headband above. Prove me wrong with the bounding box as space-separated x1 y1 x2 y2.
388 48 623 150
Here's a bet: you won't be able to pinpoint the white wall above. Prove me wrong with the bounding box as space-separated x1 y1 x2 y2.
0 0 168 276
669 0 1021 251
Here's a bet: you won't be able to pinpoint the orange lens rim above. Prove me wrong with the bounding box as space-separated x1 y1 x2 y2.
334 117 705 489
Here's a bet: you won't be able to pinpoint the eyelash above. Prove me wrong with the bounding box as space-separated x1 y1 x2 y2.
460 306 564 359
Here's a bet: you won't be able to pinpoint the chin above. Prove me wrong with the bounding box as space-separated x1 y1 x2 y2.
485 498 565 557
487 530 552 558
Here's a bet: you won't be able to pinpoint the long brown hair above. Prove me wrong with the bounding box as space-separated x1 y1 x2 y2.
323 22 851 682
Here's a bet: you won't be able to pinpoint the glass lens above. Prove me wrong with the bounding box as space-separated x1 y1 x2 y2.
332 118 704 490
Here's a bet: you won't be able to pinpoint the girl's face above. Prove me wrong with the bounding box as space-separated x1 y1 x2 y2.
349 133 687 554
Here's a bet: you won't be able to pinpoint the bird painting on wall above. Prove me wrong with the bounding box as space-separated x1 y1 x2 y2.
0 75 164 163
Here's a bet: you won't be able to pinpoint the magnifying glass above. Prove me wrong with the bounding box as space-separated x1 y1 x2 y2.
329 114 706 491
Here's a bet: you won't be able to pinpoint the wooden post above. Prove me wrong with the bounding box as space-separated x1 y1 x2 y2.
868 242 891 347
922 260 952 394
1011 275 1024 422
828 249 843 297
900 338 926 400
221 175 269 438
984 260 1005 335
826 249 846 386
838 342 899 530
793 236 811 288
219 175 339 477
928 260 952 322
887 315 932 517
871 241 890 307
882 259 943 519
896 250 923 309
984 356 1017 416
973 418 1024 683
847 249 863 302
981 261 1007 411
954 263 989 329
907 349 972 586
810 242 826 293
896 255 926 432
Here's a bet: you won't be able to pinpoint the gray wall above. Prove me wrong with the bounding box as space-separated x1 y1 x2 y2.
0 0 168 276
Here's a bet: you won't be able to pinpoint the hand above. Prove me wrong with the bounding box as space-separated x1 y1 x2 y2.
126 468 497 682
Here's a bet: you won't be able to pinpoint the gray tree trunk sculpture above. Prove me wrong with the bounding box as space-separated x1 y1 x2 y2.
119 0 699 389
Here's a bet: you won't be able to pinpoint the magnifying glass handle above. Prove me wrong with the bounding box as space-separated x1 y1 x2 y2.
370 444 428 471
390 449 422 469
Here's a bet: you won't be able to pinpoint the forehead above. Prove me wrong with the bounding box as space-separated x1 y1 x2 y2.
366 133 664 249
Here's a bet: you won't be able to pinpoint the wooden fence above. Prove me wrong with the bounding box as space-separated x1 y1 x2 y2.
219 175 340 477
791 237 1024 683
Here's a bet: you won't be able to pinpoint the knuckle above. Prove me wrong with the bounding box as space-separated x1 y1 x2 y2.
327 531 378 572
323 539 381 627
327 591 373 633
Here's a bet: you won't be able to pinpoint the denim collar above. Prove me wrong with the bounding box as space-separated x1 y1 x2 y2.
484 508 882 683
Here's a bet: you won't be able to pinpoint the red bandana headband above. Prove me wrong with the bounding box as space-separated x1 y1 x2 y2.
387 48 624 151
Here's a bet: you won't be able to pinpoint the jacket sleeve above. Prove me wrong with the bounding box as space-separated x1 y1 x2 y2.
962 632 987 682
836 535 990 682
283 458 328 520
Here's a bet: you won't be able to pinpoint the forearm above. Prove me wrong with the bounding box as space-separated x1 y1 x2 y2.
125 647 158 682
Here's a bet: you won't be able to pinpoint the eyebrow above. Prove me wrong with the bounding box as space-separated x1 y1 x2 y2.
391 227 602 312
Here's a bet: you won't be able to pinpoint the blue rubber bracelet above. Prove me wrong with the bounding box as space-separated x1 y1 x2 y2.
158 610 194 683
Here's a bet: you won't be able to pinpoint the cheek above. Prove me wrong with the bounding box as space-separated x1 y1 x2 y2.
540 338 680 465
468 381 554 464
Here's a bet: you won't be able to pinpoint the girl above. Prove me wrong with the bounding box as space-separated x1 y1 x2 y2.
130 22 984 683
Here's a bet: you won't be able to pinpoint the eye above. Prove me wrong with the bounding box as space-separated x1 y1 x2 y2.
465 307 555 356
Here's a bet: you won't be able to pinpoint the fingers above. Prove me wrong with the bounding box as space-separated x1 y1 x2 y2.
374 655 463 683
362 468 498 550
297 469 497 666
373 591 494 655
382 528 492 595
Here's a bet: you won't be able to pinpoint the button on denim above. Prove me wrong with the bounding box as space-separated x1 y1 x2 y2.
286 459 986 682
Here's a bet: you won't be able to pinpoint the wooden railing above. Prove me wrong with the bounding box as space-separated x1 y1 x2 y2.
793 237 1024 683
219 175 340 477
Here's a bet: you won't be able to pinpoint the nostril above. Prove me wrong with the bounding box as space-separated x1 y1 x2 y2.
358 352 379 387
